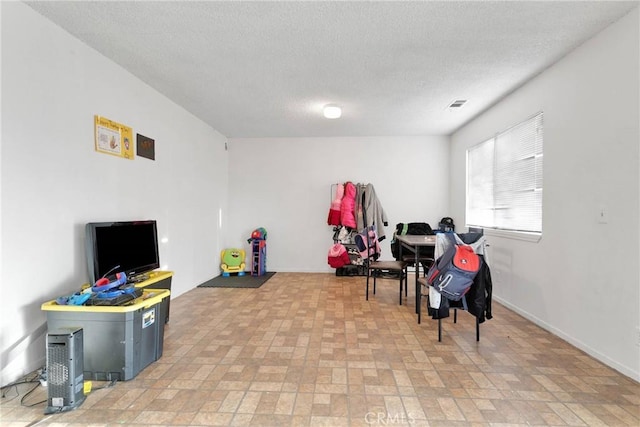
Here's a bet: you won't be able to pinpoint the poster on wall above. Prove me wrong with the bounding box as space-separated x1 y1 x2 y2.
94 115 134 159
136 133 155 160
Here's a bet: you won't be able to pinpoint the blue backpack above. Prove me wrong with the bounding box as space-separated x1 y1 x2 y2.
426 234 481 301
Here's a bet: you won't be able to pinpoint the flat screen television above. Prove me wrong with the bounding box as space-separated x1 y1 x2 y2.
85 220 160 284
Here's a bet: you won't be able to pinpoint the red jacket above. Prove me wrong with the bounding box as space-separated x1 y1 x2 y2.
327 183 344 226
328 243 351 268
340 182 357 229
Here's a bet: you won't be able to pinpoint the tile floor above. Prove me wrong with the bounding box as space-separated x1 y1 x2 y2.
1 272 638 426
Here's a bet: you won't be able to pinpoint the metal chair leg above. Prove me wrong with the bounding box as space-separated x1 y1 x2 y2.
404 267 408 297
366 272 370 300
373 273 377 295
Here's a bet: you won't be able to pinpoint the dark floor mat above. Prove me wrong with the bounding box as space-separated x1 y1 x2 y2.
197 271 276 288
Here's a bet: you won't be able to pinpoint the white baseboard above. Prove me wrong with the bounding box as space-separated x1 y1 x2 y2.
493 296 640 382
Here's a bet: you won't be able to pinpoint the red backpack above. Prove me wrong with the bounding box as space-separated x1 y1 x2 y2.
426 234 481 301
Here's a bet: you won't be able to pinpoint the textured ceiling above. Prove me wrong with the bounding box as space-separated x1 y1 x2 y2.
24 1 638 138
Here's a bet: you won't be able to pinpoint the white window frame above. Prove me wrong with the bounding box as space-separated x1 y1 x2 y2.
466 112 543 241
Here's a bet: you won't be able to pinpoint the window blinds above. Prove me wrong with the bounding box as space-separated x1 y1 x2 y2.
466 112 544 233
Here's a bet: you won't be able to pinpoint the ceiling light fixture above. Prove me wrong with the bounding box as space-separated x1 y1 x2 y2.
323 104 342 119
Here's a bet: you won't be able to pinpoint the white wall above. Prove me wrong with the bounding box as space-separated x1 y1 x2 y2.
227 136 450 272
1 2 228 385
450 9 639 380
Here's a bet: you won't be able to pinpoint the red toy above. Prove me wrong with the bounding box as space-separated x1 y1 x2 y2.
247 227 267 242
247 227 267 276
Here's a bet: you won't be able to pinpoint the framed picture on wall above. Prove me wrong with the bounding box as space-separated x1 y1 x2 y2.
94 115 134 160
137 133 155 160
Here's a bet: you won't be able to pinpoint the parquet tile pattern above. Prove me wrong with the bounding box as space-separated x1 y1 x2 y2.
1 272 638 426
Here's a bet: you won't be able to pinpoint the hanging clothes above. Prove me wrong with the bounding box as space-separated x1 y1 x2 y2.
429 232 492 322
355 184 365 234
340 182 357 229
465 254 493 323
327 183 344 226
356 183 389 241
457 232 492 322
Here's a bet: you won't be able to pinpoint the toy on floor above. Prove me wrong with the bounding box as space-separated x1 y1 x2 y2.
221 248 246 276
247 227 267 276
247 227 267 243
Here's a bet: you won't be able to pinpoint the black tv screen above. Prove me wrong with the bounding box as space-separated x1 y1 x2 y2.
85 220 160 284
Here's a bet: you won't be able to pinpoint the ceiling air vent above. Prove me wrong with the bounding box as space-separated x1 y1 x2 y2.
448 100 467 108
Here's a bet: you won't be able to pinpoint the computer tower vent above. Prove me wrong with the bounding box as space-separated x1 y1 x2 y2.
45 327 86 414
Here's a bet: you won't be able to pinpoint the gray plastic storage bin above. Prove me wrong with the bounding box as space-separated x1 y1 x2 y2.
42 289 170 381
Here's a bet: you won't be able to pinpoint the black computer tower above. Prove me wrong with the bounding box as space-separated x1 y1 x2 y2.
45 327 86 414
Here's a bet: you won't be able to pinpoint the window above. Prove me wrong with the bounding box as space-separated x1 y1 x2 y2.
466 112 543 234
